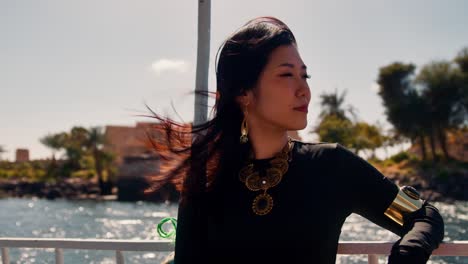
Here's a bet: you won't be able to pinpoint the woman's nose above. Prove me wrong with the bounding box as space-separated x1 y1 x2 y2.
297 82 310 101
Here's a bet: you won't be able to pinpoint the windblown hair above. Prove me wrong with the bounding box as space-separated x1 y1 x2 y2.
145 17 297 206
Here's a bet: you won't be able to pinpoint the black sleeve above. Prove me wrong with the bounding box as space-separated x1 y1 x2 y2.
334 144 444 263
334 144 402 234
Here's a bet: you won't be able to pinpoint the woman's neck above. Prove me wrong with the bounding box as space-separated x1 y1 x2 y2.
248 124 289 160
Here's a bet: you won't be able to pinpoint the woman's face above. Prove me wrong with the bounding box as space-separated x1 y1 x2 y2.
243 44 311 132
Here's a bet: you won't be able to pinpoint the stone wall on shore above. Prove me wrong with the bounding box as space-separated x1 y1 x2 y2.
0 178 101 200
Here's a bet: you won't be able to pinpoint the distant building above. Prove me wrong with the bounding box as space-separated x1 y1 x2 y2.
104 122 302 165
104 122 185 202
15 149 29 162
104 122 160 166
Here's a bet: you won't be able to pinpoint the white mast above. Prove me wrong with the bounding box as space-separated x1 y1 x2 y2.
193 0 211 126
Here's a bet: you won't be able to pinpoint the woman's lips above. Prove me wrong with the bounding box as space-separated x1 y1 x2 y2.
293 106 308 113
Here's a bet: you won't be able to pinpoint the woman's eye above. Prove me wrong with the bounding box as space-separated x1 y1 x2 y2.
279 73 294 77
279 73 310 79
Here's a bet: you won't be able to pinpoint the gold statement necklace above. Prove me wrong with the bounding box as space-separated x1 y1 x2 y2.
238 137 293 216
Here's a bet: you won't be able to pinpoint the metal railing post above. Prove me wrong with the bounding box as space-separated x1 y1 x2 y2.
55 248 64 264
1 248 10 264
368 254 379 264
116 250 125 264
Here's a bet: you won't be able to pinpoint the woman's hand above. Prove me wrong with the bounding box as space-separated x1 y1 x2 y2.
388 239 430 264
387 203 444 264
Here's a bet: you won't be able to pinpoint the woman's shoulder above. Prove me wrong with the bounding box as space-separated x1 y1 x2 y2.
291 139 341 159
292 140 358 163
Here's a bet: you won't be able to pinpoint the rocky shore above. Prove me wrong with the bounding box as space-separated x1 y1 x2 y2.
0 166 465 203
387 173 468 203
0 177 180 202
378 163 468 203
0 178 106 200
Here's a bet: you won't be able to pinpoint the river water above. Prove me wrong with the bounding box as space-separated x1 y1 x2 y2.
0 198 466 263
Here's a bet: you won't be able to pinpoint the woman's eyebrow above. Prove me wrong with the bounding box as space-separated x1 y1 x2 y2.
277 63 307 69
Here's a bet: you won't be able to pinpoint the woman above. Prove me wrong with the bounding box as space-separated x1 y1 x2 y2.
148 17 444 264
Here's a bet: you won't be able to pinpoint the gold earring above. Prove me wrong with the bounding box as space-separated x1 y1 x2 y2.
240 113 249 144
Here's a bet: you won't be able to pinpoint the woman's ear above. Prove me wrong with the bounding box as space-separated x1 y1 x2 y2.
235 90 251 109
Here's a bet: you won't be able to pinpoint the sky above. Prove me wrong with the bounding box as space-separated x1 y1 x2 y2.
1 0 468 161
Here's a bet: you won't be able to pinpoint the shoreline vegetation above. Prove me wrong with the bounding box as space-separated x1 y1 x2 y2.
0 150 466 203
370 152 468 202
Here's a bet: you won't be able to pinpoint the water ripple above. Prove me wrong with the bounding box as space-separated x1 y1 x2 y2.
0 198 465 263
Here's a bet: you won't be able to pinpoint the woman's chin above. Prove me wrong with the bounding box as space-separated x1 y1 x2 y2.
288 120 307 131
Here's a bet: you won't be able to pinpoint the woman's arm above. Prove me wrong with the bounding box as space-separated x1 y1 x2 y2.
333 144 444 263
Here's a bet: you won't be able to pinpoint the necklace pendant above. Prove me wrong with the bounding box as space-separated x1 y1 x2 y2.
240 137 293 216
252 193 273 215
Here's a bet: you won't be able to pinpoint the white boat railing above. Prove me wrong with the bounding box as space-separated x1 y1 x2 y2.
1 238 467 264
338 241 468 263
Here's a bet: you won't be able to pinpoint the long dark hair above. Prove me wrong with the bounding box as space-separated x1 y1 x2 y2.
145 17 297 205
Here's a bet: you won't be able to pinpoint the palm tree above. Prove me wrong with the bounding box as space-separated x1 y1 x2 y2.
86 127 114 195
0 145 6 161
319 89 356 121
40 133 66 160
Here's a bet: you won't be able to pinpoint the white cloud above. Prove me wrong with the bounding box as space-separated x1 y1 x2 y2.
370 82 380 93
150 59 189 75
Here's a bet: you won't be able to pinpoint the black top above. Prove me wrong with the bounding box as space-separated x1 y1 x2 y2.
174 141 444 264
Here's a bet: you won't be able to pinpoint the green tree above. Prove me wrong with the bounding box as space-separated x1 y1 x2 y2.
315 89 386 156
377 62 432 160
454 47 468 126
351 122 385 157
315 114 355 146
416 61 463 160
455 47 468 73
40 126 115 193
85 127 115 195
0 145 6 161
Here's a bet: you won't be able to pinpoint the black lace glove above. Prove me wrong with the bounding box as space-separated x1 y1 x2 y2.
387 202 444 264
388 238 431 263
